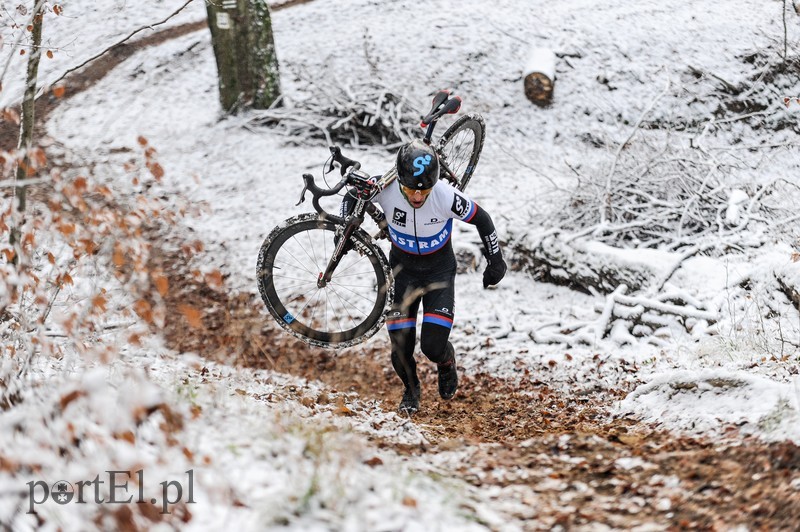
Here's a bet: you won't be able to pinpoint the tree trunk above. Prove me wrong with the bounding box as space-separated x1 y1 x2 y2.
206 0 281 113
10 1 45 264
513 235 667 294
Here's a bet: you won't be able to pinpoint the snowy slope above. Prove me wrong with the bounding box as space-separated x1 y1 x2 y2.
47 0 800 389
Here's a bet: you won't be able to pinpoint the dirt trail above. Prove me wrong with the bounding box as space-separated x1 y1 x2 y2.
5 10 800 530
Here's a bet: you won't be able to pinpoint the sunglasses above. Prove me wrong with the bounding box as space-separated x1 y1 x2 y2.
400 185 433 198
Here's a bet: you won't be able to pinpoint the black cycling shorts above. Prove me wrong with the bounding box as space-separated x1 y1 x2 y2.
386 264 455 331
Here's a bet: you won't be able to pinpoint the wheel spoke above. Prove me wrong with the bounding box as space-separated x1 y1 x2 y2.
273 281 318 294
292 232 323 271
327 282 363 329
329 252 370 277
283 283 320 305
333 270 380 279
329 282 378 292
444 131 473 178
326 285 348 333
306 287 321 328
276 247 319 277
307 229 321 270
270 273 320 284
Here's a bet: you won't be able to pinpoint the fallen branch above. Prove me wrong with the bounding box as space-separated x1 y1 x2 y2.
650 242 714 292
530 281 718 347
775 269 800 311
246 80 419 148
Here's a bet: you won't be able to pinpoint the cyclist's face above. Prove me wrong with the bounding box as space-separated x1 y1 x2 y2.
400 184 432 208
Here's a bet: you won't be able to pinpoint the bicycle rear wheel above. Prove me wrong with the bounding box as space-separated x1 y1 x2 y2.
256 213 392 348
437 113 485 192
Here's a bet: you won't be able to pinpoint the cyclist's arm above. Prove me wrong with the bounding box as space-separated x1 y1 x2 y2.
466 204 507 287
439 183 501 263
464 204 502 262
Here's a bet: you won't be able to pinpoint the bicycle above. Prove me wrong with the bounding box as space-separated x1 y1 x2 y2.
256 90 486 348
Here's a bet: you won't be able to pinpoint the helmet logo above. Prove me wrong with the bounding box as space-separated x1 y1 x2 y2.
412 155 433 177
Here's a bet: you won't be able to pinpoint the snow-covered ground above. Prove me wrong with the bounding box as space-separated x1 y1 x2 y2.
2 0 800 529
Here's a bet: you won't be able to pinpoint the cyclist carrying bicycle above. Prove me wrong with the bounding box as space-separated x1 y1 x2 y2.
343 139 507 414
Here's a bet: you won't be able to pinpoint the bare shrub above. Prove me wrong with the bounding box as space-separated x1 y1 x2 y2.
555 127 800 251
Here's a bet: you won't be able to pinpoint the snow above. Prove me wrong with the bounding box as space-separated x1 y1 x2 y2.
619 370 800 442
1 0 800 529
725 189 750 225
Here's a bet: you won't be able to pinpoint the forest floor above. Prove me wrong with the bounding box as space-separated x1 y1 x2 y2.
4 10 800 531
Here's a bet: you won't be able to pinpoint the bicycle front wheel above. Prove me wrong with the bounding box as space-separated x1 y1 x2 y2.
437 113 485 192
256 213 392 349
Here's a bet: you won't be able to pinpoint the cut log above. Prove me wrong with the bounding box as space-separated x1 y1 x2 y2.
523 47 556 106
515 235 671 294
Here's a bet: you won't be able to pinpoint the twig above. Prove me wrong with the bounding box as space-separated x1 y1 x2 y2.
43 0 198 91
0 0 48 92
0 177 47 188
651 242 715 292
614 293 717 321
688 65 739 93
783 0 789 65
595 284 627 342
496 143 571 192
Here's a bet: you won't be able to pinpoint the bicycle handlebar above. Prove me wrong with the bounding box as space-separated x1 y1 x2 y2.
298 147 376 223
299 173 347 222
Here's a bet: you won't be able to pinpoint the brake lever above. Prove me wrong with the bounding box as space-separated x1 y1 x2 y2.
296 174 311 206
327 147 339 173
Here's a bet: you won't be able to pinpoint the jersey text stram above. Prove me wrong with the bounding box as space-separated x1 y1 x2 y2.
388 220 453 254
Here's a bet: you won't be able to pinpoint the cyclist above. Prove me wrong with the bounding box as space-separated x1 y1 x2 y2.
343 139 507 414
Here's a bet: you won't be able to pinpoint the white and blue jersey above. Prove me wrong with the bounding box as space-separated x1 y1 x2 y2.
373 180 478 257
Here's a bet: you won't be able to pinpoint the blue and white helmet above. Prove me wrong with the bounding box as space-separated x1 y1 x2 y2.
396 139 439 190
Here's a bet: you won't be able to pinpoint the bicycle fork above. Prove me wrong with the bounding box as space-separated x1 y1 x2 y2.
318 217 359 288
318 199 386 288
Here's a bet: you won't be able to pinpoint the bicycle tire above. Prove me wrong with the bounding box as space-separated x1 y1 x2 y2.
256 213 393 349
437 113 485 192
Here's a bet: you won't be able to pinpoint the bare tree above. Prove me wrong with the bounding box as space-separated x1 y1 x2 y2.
9 0 46 266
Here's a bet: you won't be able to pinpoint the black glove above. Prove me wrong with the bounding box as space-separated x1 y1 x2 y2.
483 256 507 288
